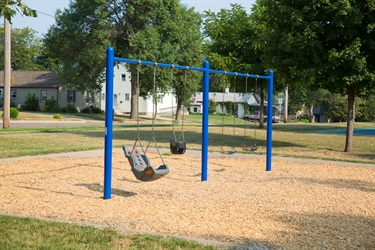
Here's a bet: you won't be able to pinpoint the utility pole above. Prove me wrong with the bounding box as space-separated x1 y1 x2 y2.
3 15 11 129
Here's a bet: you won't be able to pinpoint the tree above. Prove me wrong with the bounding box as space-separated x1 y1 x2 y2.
0 0 37 129
252 0 375 152
0 27 45 70
107 0 203 120
44 0 203 120
44 0 112 92
203 4 268 128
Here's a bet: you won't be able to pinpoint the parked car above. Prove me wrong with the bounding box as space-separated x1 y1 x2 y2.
243 111 280 123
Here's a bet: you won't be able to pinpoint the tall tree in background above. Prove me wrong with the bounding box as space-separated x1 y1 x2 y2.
44 0 112 92
45 0 203 119
204 4 268 128
0 0 37 129
107 0 203 119
252 0 375 152
0 27 44 70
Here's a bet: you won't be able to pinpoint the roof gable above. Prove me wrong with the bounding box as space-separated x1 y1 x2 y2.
0 71 62 88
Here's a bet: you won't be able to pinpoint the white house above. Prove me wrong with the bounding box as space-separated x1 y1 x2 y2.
100 63 176 117
190 87 263 118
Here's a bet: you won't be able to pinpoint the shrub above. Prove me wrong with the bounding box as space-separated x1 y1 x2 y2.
208 99 217 114
81 106 104 114
10 107 19 119
53 114 62 119
42 97 57 112
21 92 39 111
300 119 310 123
60 103 78 113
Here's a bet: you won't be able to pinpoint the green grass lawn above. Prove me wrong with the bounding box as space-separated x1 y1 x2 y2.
1 113 374 163
0 215 219 250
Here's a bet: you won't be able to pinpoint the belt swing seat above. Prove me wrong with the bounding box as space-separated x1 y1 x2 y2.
123 62 170 181
123 145 169 182
169 66 187 155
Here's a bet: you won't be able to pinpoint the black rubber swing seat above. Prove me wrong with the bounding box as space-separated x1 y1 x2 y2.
170 140 186 154
123 146 170 182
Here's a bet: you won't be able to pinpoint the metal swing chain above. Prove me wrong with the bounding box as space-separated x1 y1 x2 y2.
170 66 177 141
132 61 146 155
179 67 188 142
254 76 258 141
244 75 248 139
145 63 165 165
220 72 227 154
229 73 237 153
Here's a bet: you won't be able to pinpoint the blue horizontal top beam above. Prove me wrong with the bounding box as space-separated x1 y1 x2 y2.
113 56 271 80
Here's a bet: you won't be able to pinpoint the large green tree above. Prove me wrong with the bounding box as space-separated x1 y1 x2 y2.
45 0 203 119
252 0 375 152
44 0 112 92
0 27 44 70
107 0 203 119
204 4 269 128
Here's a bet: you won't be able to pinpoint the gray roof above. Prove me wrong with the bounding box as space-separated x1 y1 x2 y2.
0 71 61 88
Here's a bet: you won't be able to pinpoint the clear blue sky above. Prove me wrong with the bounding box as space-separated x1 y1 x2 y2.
1 0 256 36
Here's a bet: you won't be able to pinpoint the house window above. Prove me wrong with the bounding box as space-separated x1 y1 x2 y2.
11 90 17 99
67 90 76 103
125 93 130 101
102 93 105 100
40 90 47 103
121 74 126 81
194 107 198 113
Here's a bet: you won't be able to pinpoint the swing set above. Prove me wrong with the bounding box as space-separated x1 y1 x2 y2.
104 47 274 200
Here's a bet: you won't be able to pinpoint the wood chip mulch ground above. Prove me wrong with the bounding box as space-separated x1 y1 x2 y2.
1 150 374 249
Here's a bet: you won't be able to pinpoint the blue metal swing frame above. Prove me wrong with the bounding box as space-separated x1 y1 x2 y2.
103 46 273 199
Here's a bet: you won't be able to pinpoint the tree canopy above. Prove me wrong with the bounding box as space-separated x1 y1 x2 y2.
0 27 44 70
252 0 375 151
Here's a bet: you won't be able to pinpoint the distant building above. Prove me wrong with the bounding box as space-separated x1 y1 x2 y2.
0 71 94 111
190 87 263 118
0 66 176 117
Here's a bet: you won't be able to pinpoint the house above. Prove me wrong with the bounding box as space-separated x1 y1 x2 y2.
0 65 176 117
190 87 263 118
100 63 176 116
0 71 96 111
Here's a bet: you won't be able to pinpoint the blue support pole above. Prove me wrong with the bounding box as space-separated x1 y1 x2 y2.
104 46 115 199
266 70 274 171
201 60 210 181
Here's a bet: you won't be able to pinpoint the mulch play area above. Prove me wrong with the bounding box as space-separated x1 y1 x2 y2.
1 149 374 249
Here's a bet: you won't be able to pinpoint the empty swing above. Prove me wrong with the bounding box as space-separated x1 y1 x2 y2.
170 67 187 154
242 75 258 152
123 63 170 182
220 73 237 155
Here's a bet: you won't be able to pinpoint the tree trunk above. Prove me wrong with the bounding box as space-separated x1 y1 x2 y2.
344 85 355 152
175 96 182 122
309 105 314 123
130 73 138 119
283 85 288 123
3 16 11 129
